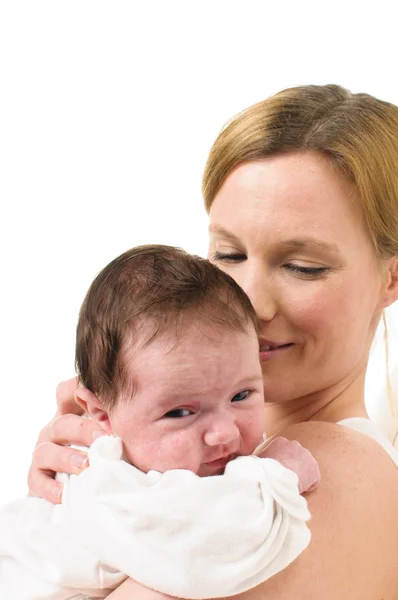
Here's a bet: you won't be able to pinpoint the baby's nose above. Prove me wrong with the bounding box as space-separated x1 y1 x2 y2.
204 419 240 447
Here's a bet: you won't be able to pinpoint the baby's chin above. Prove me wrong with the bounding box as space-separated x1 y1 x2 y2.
120 446 203 476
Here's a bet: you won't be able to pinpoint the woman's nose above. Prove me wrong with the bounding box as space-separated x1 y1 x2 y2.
203 417 240 447
240 269 277 322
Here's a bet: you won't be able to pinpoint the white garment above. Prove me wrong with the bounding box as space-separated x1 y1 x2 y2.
0 436 311 600
3 417 394 600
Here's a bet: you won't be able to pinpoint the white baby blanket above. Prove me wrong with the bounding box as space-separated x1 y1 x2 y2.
0 436 311 599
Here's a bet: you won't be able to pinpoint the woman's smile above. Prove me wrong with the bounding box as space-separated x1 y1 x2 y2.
259 341 294 362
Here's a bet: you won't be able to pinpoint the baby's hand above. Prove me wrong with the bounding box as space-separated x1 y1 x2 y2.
261 437 321 494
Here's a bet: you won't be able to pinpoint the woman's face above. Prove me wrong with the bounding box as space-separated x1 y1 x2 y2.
208 151 388 404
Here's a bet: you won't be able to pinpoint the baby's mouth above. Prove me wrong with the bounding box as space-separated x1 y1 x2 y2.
205 453 237 469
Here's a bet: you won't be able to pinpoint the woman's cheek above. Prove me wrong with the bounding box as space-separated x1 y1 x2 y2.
284 290 331 329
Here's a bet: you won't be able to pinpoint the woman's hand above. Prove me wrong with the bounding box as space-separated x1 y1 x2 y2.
27 378 106 504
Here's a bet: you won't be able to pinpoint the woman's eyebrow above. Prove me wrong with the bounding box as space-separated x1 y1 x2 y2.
209 226 340 254
280 238 341 256
209 226 342 259
208 224 241 244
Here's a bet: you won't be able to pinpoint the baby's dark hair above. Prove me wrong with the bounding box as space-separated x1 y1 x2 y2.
75 245 258 409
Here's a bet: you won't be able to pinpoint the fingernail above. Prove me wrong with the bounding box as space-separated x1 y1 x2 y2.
93 429 107 441
71 453 89 469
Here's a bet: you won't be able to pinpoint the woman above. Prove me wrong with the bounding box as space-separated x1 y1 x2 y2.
29 85 398 599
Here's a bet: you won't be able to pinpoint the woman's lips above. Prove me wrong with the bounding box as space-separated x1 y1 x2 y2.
259 343 294 361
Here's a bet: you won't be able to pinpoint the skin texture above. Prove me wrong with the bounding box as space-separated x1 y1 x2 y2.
76 318 320 486
28 151 398 598
29 403 104 502
107 423 398 600
107 152 398 599
76 324 266 476
208 152 393 434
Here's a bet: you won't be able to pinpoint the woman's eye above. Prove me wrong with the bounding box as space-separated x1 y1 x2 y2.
231 390 250 403
212 251 247 263
164 408 193 419
284 264 329 278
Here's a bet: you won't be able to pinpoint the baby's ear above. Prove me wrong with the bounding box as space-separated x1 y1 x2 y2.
74 387 114 434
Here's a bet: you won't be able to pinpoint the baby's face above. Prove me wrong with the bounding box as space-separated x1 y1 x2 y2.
108 323 265 476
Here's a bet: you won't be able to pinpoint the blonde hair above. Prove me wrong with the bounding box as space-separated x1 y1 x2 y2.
202 84 398 259
202 84 398 433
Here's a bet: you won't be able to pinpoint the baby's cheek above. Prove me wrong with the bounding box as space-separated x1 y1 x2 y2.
130 432 200 474
122 441 147 471
162 433 200 471
243 411 265 452
119 431 160 473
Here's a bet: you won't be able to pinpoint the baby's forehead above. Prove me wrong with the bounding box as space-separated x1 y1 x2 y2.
120 321 260 398
125 318 257 359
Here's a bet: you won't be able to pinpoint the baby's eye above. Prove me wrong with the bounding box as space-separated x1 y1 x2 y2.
231 390 250 403
164 408 193 419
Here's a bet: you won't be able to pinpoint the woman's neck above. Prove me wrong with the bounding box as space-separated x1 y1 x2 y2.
263 368 369 437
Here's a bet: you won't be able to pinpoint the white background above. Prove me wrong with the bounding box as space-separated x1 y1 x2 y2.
1 1 398 506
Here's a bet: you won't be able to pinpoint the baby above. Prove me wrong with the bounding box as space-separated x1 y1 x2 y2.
0 245 319 600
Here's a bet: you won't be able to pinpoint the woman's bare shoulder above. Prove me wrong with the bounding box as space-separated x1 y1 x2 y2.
280 419 398 481
106 421 398 600
236 420 398 600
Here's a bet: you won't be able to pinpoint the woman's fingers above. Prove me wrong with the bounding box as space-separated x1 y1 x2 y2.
27 467 64 504
37 413 104 447
33 441 89 475
27 380 108 504
56 377 82 415
28 413 107 503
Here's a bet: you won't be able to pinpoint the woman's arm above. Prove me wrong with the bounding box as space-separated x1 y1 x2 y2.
110 421 398 600
107 579 173 600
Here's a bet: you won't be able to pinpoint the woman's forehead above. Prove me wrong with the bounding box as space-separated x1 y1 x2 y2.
211 152 352 212
208 152 369 250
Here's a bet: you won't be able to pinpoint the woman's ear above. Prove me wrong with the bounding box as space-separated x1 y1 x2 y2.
381 257 398 308
74 387 114 434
